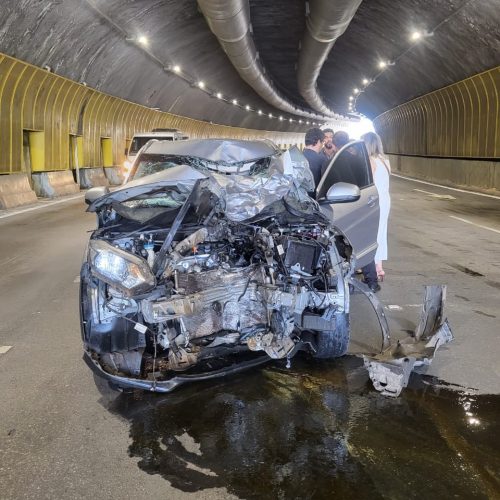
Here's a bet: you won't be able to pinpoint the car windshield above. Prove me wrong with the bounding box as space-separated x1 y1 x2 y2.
130 153 272 180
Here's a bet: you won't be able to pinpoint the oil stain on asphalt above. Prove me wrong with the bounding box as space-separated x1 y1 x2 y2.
104 356 500 499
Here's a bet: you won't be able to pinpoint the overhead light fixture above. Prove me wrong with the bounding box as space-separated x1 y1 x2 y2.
245 105 250 111
216 92 222 99
137 36 149 46
289 118 293 122
306 121 310 125
353 88 359 94
172 65 181 73
299 120 302 123
349 96 354 101
198 80 205 89
232 99 238 105
258 109 262 115
378 60 387 69
411 31 422 41
362 78 369 85
279 116 283 121
268 113 273 118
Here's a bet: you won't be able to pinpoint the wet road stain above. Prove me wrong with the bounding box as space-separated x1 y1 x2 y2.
455 294 471 301
449 264 484 277
473 310 496 318
103 357 500 499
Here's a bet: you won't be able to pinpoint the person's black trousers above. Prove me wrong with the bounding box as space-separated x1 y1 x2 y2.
361 261 378 287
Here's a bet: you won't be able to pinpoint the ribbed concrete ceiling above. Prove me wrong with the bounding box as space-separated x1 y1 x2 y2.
0 0 498 127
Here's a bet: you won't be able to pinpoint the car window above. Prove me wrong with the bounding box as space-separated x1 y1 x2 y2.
130 136 173 154
317 142 372 198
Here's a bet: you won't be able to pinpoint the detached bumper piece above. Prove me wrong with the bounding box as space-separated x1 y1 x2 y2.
363 285 454 397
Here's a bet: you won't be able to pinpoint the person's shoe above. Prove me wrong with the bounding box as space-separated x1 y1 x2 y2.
368 282 381 293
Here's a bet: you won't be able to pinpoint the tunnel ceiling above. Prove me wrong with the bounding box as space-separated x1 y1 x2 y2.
0 0 498 130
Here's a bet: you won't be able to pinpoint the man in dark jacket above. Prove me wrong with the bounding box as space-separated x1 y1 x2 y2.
302 128 327 188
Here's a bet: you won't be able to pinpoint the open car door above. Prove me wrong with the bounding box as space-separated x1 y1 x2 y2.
316 141 379 268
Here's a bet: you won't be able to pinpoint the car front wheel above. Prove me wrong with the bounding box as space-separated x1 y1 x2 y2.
313 313 350 358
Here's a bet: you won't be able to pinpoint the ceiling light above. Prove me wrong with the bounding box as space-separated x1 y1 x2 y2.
279 116 283 121
378 60 387 69
245 105 250 111
289 118 293 122
216 92 222 99
306 121 310 125
353 88 359 94
198 81 205 89
362 78 369 85
269 113 273 118
299 120 302 123
349 96 354 101
258 109 262 115
232 99 238 105
172 65 181 73
137 36 149 46
411 31 422 41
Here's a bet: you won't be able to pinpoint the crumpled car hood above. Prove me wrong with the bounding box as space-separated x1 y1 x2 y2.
88 144 316 223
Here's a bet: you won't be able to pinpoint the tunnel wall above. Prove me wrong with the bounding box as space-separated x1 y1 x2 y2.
0 52 305 175
374 66 499 192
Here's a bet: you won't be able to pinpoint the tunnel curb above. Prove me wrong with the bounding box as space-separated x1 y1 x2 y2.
103 166 125 186
31 171 80 199
387 154 500 197
0 173 38 209
78 167 110 189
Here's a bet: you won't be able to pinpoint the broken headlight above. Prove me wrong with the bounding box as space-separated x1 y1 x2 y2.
88 240 155 296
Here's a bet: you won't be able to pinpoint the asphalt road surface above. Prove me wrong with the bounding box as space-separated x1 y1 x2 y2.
1 176 499 499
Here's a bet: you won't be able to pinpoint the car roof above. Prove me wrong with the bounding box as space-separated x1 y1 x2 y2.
141 138 281 164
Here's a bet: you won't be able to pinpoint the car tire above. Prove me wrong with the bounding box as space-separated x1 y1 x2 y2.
313 313 350 358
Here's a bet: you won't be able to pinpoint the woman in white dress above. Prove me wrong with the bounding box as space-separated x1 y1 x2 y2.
362 132 391 281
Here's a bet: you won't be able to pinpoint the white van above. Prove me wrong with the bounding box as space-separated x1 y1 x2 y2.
124 129 188 171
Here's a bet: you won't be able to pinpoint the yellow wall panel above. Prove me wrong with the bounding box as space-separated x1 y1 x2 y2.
29 131 45 171
375 66 500 159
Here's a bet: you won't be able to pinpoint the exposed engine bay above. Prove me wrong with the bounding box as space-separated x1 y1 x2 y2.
82 203 352 382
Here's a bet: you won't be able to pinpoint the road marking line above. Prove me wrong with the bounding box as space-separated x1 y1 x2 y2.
0 194 84 220
387 305 403 310
413 188 456 200
0 346 13 354
449 215 500 235
393 174 500 200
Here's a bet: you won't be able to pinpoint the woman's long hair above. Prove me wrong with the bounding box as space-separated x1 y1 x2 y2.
361 131 385 159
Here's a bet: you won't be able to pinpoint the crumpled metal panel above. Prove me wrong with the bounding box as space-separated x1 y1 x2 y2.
90 140 316 223
363 285 454 397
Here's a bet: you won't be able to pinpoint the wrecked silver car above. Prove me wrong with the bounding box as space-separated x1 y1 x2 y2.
80 139 452 397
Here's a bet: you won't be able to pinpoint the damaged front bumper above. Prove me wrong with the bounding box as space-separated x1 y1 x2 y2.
84 350 270 393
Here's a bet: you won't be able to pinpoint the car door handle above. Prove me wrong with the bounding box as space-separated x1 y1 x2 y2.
367 195 378 208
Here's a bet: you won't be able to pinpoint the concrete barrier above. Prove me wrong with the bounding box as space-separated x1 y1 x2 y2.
32 171 80 198
78 168 110 189
104 166 125 186
387 154 500 195
0 173 38 209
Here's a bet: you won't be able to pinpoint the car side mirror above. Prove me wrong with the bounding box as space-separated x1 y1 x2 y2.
85 186 110 205
322 182 360 203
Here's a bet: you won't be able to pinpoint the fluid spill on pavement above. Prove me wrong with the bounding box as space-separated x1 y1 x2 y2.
105 356 500 499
